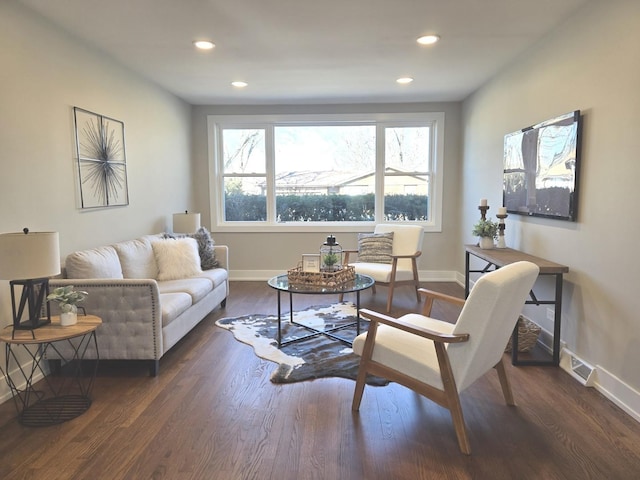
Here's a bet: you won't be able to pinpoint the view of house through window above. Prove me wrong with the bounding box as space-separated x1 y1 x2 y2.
210 113 444 230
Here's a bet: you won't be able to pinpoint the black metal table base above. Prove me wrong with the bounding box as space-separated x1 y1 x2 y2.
3 331 99 426
276 290 363 348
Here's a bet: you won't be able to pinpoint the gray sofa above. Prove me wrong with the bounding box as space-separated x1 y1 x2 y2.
49 233 228 375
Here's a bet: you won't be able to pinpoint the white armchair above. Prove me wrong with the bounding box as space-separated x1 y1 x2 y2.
342 224 424 312
351 261 540 454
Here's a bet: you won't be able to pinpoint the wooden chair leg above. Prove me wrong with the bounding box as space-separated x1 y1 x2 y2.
435 342 471 455
412 258 421 303
495 358 516 406
352 363 368 411
448 389 471 455
352 319 379 411
385 286 394 313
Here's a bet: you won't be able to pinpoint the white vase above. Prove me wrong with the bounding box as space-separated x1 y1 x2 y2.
60 305 78 326
479 236 494 249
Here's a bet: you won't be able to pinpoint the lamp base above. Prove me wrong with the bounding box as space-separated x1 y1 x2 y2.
9 278 52 333
14 318 52 330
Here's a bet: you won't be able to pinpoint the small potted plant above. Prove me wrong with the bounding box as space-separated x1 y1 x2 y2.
47 285 88 326
472 218 499 249
322 252 340 271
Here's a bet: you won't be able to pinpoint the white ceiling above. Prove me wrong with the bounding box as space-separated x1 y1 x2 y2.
20 0 590 105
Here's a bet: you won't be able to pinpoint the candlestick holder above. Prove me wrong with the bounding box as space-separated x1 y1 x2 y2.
496 213 508 248
478 205 490 220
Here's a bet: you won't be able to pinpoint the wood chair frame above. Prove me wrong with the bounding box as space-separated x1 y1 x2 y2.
341 249 422 313
352 288 516 455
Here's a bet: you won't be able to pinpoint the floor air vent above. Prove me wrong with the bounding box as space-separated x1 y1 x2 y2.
561 349 596 387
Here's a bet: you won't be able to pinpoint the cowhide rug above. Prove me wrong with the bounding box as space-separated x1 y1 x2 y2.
215 302 388 386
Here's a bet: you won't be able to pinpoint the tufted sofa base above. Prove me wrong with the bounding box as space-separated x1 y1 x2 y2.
48 239 228 376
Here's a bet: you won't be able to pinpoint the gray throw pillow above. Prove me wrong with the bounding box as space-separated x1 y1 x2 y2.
358 232 394 264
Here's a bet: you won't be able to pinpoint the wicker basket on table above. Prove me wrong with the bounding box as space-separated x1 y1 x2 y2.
287 264 356 288
505 316 541 353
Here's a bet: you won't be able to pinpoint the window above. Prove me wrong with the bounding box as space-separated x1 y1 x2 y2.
208 112 444 232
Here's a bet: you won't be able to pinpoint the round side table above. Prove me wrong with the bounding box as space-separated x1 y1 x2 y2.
0 315 101 426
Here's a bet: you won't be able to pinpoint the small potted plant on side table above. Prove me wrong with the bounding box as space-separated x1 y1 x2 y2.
472 218 499 249
47 286 88 326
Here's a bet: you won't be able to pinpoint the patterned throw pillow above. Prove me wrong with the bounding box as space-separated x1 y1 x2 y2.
164 227 219 270
358 232 394 264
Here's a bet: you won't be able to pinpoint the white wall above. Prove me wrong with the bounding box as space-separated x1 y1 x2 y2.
191 102 463 279
461 0 640 409
0 1 194 330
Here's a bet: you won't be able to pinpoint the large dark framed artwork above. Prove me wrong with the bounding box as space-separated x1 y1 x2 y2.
503 110 582 222
73 107 129 208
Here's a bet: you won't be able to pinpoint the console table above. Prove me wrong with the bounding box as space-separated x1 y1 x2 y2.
465 245 569 366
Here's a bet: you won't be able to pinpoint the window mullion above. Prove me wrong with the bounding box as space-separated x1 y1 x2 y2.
375 124 386 223
265 125 276 223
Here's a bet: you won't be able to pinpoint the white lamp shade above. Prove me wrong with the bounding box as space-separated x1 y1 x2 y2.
0 231 61 280
173 212 201 233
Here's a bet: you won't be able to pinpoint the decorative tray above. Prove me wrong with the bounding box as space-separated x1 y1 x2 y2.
287 264 356 287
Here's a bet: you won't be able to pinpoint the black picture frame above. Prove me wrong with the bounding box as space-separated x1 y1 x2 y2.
73 107 129 209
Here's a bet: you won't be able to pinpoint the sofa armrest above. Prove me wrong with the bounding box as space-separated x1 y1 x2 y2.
214 245 229 270
48 278 163 361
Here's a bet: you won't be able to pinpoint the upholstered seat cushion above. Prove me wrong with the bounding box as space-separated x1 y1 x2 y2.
197 268 229 290
157 278 212 303
349 262 416 283
353 314 455 390
160 292 192 327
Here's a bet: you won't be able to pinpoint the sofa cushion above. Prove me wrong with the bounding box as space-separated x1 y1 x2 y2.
113 238 158 279
197 268 228 290
157 278 213 303
65 246 124 279
159 292 192 327
153 238 203 281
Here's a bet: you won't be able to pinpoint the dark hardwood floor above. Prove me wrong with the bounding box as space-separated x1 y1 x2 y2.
1 281 639 479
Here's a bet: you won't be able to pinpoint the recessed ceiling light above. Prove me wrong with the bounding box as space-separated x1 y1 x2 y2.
417 34 440 45
193 40 215 50
396 77 414 84
231 81 248 88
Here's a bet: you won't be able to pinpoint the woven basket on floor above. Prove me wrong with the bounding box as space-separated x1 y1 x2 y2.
505 316 541 353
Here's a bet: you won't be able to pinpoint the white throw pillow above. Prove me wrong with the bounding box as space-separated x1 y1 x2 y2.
153 238 203 281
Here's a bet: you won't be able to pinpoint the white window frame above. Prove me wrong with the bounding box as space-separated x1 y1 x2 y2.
207 112 445 233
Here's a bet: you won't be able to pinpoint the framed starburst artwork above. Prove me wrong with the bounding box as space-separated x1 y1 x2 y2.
73 107 129 208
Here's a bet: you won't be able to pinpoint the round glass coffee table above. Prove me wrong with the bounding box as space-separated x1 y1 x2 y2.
267 273 374 347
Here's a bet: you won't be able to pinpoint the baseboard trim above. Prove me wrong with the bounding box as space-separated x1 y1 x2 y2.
536 323 640 423
229 269 459 282
593 366 640 423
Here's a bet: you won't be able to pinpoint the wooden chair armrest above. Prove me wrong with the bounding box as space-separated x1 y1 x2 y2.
343 249 358 264
418 288 465 316
390 251 422 259
418 288 466 306
360 308 469 344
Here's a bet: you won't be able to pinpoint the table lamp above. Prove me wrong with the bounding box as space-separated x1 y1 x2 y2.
173 211 201 233
0 229 60 330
